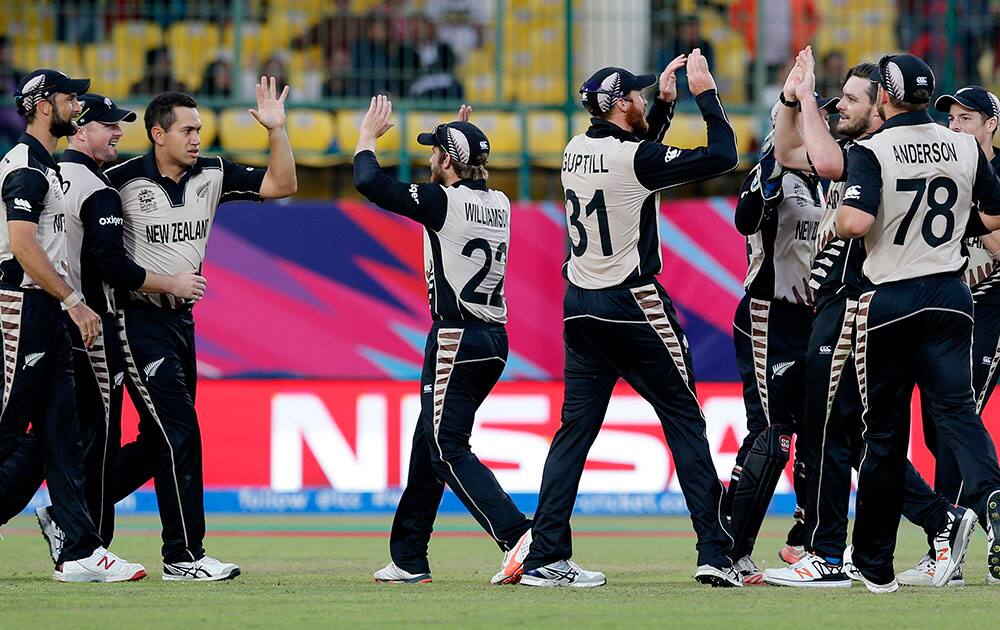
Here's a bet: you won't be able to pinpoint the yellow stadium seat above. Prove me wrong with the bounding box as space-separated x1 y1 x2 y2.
287 109 336 153
404 111 446 155
89 70 132 101
336 108 401 162
663 113 758 155
572 111 591 135
198 108 219 149
167 21 221 90
729 114 758 156
224 22 279 68
469 112 521 168
111 20 163 56
219 107 269 154
518 74 567 106
17 44 83 79
115 120 151 155
527 112 570 168
83 44 144 89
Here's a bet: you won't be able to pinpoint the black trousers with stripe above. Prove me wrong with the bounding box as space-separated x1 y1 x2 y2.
852 276 1000 582
730 295 812 553
523 281 734 571
919 297 1000 509
0 289 101 562
116 302 205 563
390 320 531 574
801 291 947 561
69 310 152 548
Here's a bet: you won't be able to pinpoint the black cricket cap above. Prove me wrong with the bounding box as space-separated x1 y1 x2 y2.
580 67 656 116
77 93 137 126
935 85 1000 120
870 54 935 105
14 68 90 116
417 120 490 166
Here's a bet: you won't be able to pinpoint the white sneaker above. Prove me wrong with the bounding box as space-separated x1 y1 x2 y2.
53 547 146 583
163 555 240 582
35 506 64 564
859 573 900 593
491 528 532 585
896 553 965 587
373 562 431 584
694 564 742 588
734 555 763 585
987 490 1000 583
763 552 851 588
843 545 862 581
930 506 976 587
520 559 606 588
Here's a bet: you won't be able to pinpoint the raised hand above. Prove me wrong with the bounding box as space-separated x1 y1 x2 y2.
359 94 394 141
783 59 804 102
685 48 717 97
794 46 817 102
249 76 289 130
658 54 687 102
457 103 472 122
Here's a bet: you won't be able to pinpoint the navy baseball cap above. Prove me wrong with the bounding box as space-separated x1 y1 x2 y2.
76 93 137 126
14 68 90 116
580 67 657 116
417 120 490 166
818 94 841 112
870 54 935 105
935 85 1000 120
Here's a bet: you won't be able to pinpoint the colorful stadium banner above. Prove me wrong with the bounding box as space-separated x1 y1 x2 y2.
23 378 995 516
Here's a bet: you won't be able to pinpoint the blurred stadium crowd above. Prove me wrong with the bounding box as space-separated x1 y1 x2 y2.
0 1 998 192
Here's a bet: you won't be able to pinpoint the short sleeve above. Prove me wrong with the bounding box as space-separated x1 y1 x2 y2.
840 144 882 217
220 158 266 202
1 168 49 223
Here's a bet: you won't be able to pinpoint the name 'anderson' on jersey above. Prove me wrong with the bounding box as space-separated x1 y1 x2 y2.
561 90 739 290
841 110 1000 285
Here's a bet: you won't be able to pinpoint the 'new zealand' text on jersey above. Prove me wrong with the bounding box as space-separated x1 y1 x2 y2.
106 152 264 308
354 150 510 324
736 167 823 304
808 138 866 296
561 90 739 290
0 133 69 289
60 149 147 314
842 111 1000 285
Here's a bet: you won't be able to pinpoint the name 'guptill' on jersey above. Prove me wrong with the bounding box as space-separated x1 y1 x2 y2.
560 91 739 290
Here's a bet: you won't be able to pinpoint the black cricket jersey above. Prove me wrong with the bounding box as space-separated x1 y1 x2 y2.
0 133 69 289
963 150 1000 304
105 152 265 309
354 150 510 325
59 149 145 314
560 90 739 290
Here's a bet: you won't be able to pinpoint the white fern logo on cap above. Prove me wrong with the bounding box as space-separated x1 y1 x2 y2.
445 127 470 164
989 91 1000 118
596 72 622 114
883 61 906 101
22 74 45 94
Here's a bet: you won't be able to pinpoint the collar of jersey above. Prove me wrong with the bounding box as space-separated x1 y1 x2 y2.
141 150 204 184
17 133 57 170
879 110 935 131
60 148 110 185
452 178 488 191
585 118 639 143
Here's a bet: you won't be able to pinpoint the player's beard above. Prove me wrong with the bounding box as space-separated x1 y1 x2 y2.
430 154 447 185
626 103 648 135
838 107 874 139
49 107 77 138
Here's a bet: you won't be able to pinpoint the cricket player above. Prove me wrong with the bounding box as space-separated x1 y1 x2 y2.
835 53 1000 593
104 78 296 580
763 49 953 589
353 96 533 585
726 96 836 583
33 93 206 563
0 69 144 582
519 50 743 588
897 85 1000 586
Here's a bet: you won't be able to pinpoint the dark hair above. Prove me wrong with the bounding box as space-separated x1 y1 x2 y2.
145 45 170 70
845 62 878 104
885 92 930 113
144 92 198 142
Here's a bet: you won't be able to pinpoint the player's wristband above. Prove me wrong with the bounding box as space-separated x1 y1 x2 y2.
779 92 799 108
61 291 82 310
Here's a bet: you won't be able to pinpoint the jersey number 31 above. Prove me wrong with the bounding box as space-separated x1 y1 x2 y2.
566 188 613 256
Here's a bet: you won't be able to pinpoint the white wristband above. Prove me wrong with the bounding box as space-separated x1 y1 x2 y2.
62 291 82 310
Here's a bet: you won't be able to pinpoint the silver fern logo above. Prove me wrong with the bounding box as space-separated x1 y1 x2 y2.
23 352 45 368
445 127 470 164
883 61 906 101
144 357 165 378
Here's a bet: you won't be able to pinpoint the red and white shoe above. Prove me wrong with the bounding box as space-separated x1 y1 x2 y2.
778 544 805 565
491 528 532 585
734 555 764 585
54 547 146 583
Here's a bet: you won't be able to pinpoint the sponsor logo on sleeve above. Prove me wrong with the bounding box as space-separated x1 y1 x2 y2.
843 185 862 201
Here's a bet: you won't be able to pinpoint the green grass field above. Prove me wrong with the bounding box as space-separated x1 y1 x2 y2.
1 514 998 628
